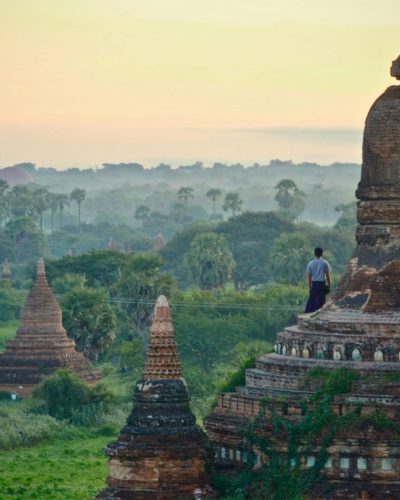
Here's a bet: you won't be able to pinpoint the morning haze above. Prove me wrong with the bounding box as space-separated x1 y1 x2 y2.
0 1 398 168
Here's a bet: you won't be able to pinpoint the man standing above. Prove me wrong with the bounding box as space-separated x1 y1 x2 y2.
305 247 331 313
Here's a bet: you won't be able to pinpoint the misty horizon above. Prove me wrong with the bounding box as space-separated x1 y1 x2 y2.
0 126 363 170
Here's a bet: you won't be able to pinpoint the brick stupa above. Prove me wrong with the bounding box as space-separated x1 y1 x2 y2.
97 295 214 500
1 258 12 281
206 56 400 499
0 259 100 396
152 233 166 253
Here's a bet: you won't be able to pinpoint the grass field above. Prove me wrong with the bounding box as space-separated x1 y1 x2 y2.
0 430 110 499
0 321 18 352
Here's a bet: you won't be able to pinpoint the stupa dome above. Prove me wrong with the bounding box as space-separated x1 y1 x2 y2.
0 166 32 186
357 55 400 199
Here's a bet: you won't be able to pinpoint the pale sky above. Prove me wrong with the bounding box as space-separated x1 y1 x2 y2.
0 1 399 168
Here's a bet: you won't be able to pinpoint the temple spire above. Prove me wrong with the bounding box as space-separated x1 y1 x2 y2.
1 258 12 281
390 54 400 80
143 295 182 380
98 294 213 499
37 258 45 276
0 258 100 396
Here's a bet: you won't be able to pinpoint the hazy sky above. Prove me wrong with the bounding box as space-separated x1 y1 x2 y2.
1 1 399 168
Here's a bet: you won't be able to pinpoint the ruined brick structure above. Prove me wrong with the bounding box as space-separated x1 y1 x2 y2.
205 56 400 499
0 259 100 396
1 258 12 281
97 295 213 500
152 233 166 253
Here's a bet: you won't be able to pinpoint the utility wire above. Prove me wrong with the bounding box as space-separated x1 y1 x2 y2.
55 294 304 311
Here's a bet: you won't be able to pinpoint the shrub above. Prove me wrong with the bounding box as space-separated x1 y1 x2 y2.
0 282 27 322
0 413 61 449
0 391 12 401
32 370 115 425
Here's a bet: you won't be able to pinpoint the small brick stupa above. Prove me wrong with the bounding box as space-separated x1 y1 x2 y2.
152 233 166 253
97 295 213 500
1 258 12 281
0 259 100 396
206 55 400 499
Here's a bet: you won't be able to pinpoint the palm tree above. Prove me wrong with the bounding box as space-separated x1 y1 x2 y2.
70 188 86 227
206 188 222 218
0 179 9 226
134 205 151 227
32 187 49 232
177 186 194 216
57 194 70 228
274 179 305 220
47 193 59 232
223 192 243 217
171 203 186 223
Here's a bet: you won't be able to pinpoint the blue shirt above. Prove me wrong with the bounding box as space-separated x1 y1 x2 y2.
306 258 330 282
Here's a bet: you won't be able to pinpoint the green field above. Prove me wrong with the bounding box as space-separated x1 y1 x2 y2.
0 431 110 500
0 321 18 352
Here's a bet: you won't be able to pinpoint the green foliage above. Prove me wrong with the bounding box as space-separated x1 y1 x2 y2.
0 321 19 352
295 222 353 276
162 210 353 289
185 232 235 290
0 282 27 323
0 179 9 226
61 287 116 361
0 413 61 450
6 185 36 218
0 433 108 499
274 179 305 220
172 287 305 417
213 368 363 500
0 229 16 262
51 273 86 294
5 216 48 264
113 254 174 345
270 233 314 285
177 313 248 373
32 370 115 425
46 250 128 288
223 192 243 217
160 222 212 286
70 188 86 226
217 354 258 394
206 188 222 217
134 204 151 226
177 186 194 207
216 211 295 289
304 366 360 395
32 187 49 232
47 222 152 258
119 339 145 373
334 202 357 232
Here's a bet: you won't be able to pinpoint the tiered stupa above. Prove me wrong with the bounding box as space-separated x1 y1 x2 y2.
0 259 100 396
1 258 12 281
108 238 117 252
152 233 166 253
97 295 213 500
206 56 400 499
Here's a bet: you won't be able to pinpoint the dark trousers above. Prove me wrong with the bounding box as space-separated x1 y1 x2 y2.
305 281 327 313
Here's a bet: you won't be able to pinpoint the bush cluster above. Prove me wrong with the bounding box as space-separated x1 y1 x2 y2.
0 413 61 449
32 370 115 426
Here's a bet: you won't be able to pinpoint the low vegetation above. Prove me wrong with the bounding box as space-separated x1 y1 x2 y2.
0 431 109 499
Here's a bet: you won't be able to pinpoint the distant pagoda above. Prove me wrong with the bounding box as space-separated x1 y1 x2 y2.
205 56 400 499
108 238 117 252
0 259 100 396
1 258 12 281
152 233 166 253
97 295 214 500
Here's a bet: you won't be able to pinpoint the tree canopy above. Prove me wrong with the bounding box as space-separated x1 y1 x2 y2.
185 232 235 290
